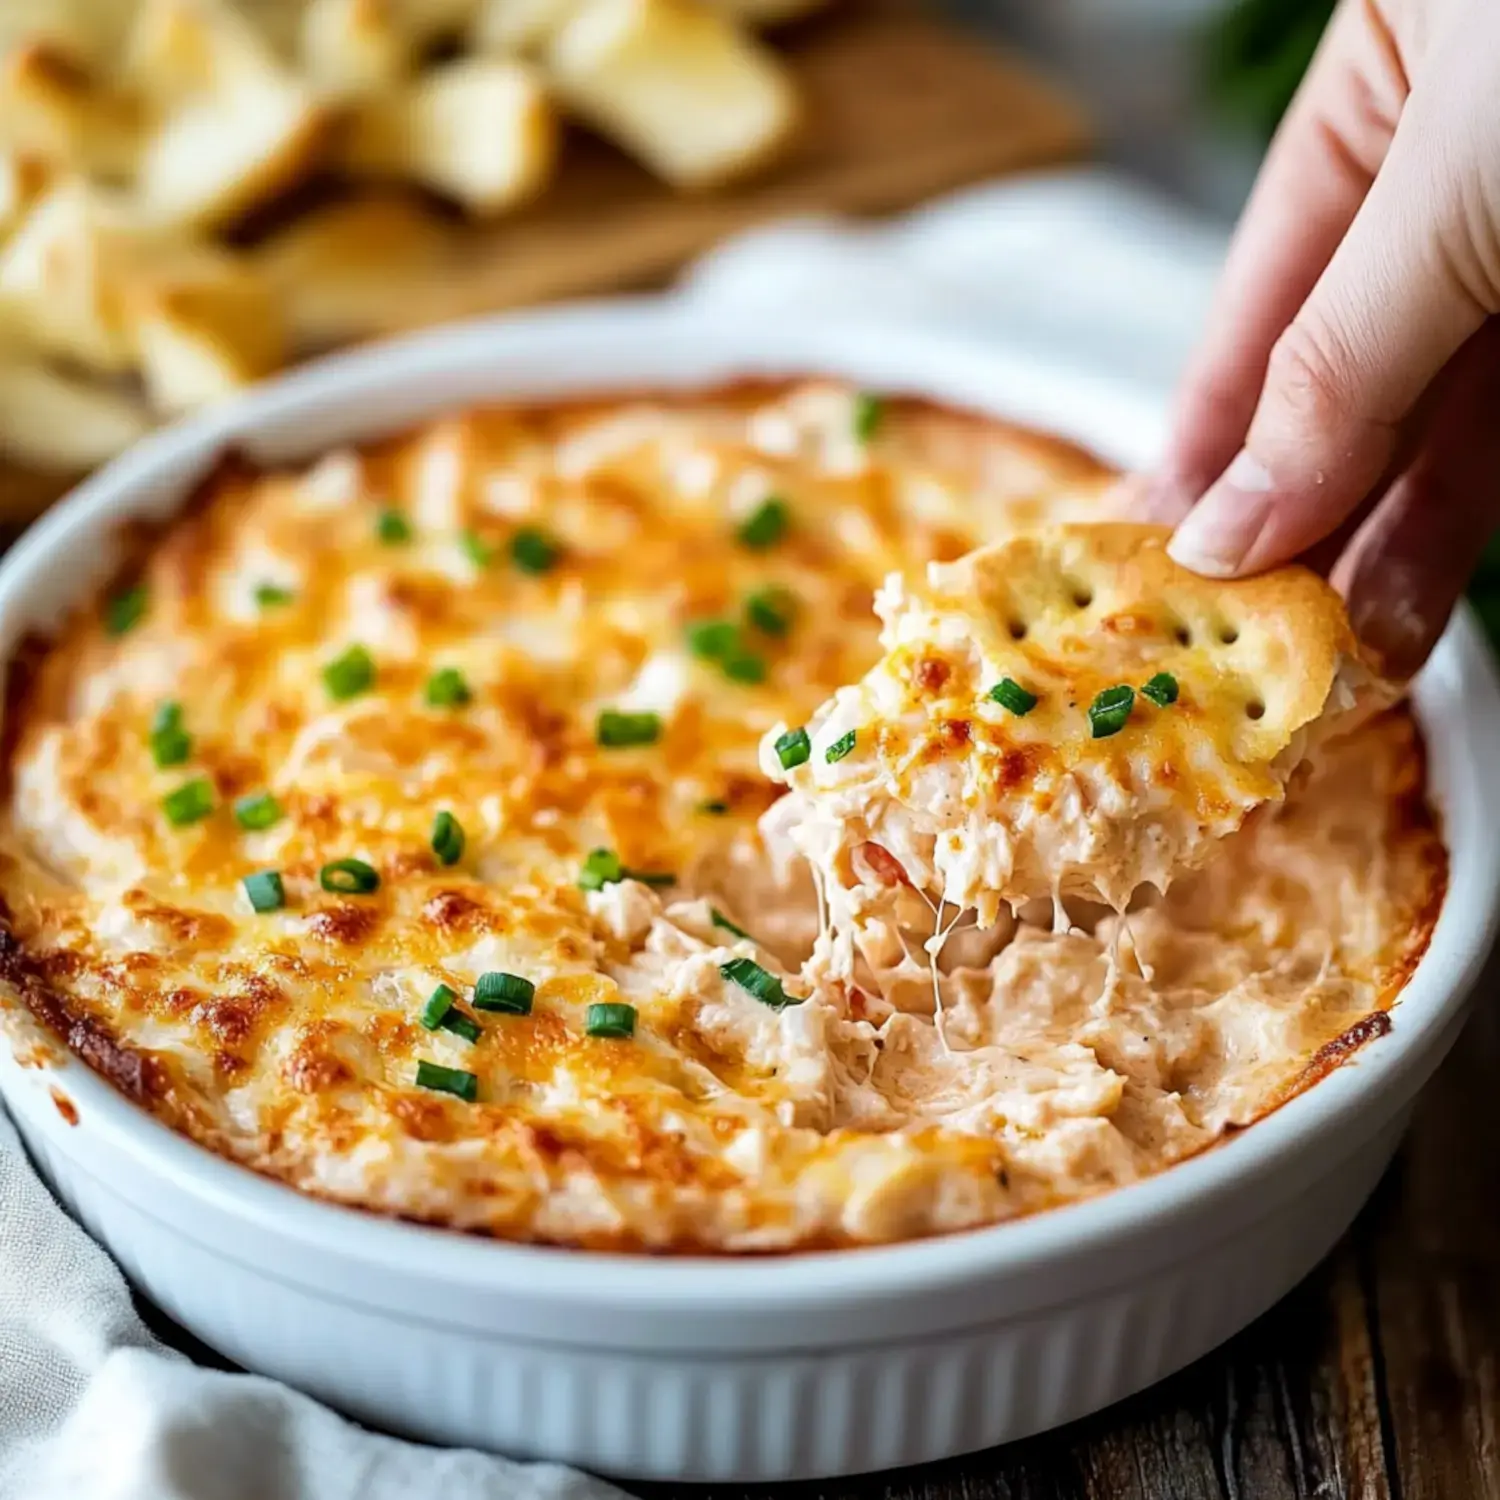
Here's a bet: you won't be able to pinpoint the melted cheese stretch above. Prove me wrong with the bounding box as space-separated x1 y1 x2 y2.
0 381 1445 1252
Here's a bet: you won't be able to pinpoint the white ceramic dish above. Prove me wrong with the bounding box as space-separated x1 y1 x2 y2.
2 301 1497 1483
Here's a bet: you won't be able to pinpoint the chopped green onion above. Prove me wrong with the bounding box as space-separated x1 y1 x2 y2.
687 619 739 661
774 727 811 770
585 1002 636 1039
242 870 285 913
745 586 797 637
723 652 766 685
1141 672 1179 707
698 799 730 815
719 956 802 1009
421 983 459 1029
162 777 214 827
234 792 283 831
423 985 482 1043
415 1060 477 1101
596 710 662 748
1089 685 1136 739
105 585 147 638
511 527 560 575
459 529 494 566
825 730 857 764
319 857 380 894
737 497 789 550
579 847 624 890
376 508 411 544
149 703 191 768
254 582 294 609
630 869 676 888
989 678 1039 716
323 644 375 702
711 906 752 941
439 1009 480 1045
430 810 465 866
425 667 471 708
474 971 535 1014
852 392 886 443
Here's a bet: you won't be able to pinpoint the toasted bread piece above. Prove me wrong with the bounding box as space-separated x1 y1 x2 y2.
544 0 798 190
337 56 556 214
764 524 1382 921
251 193 456 347
134 69 327 231
124 253 286 413
0 356 151 473
468 0 580 52
300 0 417 97
0 41 143 179
0 179 143 372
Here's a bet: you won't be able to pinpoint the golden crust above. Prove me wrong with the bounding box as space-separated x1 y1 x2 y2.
0 381 1448 1253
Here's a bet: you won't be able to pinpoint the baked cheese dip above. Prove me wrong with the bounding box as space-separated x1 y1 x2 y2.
0 382 1446 1251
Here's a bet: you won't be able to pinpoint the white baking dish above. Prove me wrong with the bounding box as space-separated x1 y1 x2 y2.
2 301 1497 1482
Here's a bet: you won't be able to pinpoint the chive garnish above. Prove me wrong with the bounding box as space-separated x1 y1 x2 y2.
687 619 739 661
852 392 885 443
421 983 460 1029
737 497 789 550
425 667 471 708
376 508 411 544
430 810 465 866
723 652 766 685
585 1002 636 1039
459 529 493 566
254 582 293 609
774 727 811 770
415 1060 477 1101
162 777 214 826
825 729 856 764
720 956 801 1009
579 847 624 890
746 586 797 637
698 799 730 815
512 527 560 575
323 645 375 702
596 710 662 748
319 857 380 894
474 972 535 1014
1089 685 1135 738
149 701 191 767
989 678 1038 716
423 984 481 1042
577 847 672 889
242 870 285 912
711 906 752 942
1141 672 1179 707
234 792 283 831
105 585 147 638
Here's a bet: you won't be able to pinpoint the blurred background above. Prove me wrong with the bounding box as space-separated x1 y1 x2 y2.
15 0 1495 632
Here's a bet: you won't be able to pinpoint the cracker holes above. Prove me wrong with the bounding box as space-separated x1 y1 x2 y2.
1066 579 1095 610
1218 623 1240 645
1007 619 1028 641
1245 698 1265 720
1172 622 1193 647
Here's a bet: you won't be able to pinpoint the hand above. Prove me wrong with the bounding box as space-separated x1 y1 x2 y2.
1142 0 1500 677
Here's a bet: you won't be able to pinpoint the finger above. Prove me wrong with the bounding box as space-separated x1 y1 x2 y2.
1139 0 1405 524
1331 320 1500 679
1168 84 1498 579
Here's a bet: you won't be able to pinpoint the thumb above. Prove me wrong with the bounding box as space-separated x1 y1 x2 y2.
1168 99 1497 578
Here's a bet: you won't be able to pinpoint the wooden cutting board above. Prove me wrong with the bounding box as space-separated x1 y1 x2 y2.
1 2 1089 517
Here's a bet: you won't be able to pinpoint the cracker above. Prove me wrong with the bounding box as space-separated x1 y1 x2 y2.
764 523 1379 918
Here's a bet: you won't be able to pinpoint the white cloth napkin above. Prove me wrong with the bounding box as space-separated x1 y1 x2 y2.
0 168 1227 1500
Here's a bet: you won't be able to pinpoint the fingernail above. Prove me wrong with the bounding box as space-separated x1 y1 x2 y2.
1132 472 1198 525
1167 450 1276 576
